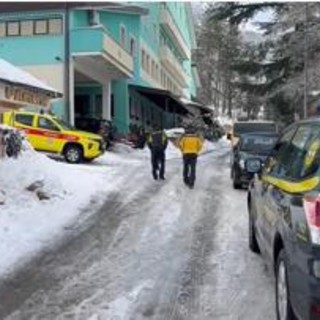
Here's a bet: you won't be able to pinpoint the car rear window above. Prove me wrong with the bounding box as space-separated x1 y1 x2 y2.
234 122 276 137
240 135 277 153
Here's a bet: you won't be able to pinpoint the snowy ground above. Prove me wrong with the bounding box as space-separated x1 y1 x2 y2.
0 137 275 320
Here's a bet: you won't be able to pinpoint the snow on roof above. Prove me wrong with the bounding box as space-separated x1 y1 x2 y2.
180 97 202 107
0 58 61 97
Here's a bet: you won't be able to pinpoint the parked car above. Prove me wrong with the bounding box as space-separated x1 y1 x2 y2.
231 132 278 189
228 120 278 149
1 111 105 163
75 116 114 149
247 118 320 320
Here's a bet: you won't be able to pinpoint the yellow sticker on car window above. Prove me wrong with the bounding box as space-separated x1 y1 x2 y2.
304 140 320 168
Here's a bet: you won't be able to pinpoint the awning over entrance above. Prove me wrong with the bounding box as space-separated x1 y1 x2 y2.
130 85 191 116
180 97 213 116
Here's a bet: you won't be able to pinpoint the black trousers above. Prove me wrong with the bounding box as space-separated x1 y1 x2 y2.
151 149 165 179
183 154 198 186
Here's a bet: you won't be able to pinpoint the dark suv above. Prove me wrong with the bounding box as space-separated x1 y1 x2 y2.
231 132 278 189
247 119 320 320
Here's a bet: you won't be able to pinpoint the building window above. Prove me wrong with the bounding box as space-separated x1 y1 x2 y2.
141 49 145 70
141 103 145 121
135 101 140 120
34 20 48 35
7 21 20 36
0 22 6 37
155 65 159 81
146 55 150 74
95 94 102 116
20 20 33 36
129 97 135 119
146 107 150 125
130 37 136 57
120 26 126 48
48 18 62 34
111 94 115 118
151 61 155 78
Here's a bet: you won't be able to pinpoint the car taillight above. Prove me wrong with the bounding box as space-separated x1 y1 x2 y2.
304 194 320 244
311 303 320 316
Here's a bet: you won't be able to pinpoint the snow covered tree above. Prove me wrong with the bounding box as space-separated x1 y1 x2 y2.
207 2 320 124
195 8 242 117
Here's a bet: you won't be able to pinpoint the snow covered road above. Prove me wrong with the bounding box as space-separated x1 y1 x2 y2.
0 143 275 320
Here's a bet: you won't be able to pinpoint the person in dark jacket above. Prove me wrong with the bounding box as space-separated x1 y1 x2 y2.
135 127 146 149
178 126 203 188
148 126 168 180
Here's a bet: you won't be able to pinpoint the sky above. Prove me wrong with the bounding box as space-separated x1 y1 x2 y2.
191 2 275 34
242 8 275 33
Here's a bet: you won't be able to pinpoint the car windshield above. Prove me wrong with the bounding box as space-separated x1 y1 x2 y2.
240 135 277 153
54 118 75 131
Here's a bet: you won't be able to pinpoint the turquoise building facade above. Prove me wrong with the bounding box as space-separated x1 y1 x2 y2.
0 2 200 134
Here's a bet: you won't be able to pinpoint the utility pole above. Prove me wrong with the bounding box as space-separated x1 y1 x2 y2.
64 2 71 123
303 3 309 119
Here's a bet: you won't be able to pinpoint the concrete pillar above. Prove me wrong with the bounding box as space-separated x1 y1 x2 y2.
102 80 111 120
69 57 75 125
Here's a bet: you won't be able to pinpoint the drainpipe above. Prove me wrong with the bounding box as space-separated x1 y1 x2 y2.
64 2 71 123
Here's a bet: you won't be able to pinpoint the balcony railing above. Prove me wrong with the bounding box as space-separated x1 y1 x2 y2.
71 26 133 77
102 29 133 75
160 7 190 60
160 45 188 88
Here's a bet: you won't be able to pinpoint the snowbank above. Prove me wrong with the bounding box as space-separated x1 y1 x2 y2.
165 127 185 138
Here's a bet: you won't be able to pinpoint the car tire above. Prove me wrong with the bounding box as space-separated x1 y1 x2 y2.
275 250 296 320
64 145 83 164
248 202 260 254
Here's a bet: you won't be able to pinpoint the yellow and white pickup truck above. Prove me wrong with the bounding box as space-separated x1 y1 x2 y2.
1 111 105 163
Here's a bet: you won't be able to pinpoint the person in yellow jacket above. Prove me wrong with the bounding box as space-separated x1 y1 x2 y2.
178 126 204 188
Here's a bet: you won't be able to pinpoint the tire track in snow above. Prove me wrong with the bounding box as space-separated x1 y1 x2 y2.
128 152 228 320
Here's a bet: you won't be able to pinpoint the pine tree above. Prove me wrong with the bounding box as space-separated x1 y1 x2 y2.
206 2 320 124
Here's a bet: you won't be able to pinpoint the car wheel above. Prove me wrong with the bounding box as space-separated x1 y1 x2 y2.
248 202 260 254
64 145 83 164
276 250 296 320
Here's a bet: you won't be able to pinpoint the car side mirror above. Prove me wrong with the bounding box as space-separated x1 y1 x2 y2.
245 158 262 174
